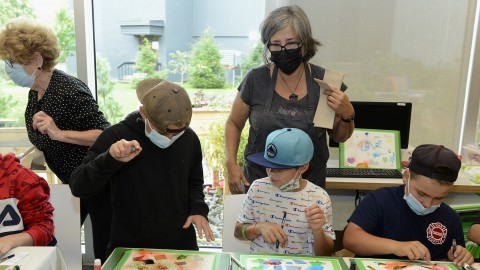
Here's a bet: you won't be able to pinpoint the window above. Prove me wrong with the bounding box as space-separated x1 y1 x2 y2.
292 0 479 153
0 0 76 153
69 0 480 253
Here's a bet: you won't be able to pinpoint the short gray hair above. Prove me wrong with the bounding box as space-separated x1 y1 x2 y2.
260 5 322 63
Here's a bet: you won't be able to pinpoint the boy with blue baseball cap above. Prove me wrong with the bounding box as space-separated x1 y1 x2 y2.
234 128 335 256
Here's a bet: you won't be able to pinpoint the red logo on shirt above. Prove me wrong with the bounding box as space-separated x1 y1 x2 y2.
426 222 447 245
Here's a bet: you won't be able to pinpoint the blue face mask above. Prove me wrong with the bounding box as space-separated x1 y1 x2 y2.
144 118 184 149
403 176 440 216
5 62 37 88
267 168 301 192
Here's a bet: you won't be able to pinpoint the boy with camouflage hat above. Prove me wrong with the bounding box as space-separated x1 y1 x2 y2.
70 79 214 257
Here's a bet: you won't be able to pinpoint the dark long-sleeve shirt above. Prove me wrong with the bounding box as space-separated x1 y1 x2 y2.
69 111 209 255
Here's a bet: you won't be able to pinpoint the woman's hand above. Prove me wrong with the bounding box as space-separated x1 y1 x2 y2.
226 162 249 194
32 111 63 140
324 87 354 119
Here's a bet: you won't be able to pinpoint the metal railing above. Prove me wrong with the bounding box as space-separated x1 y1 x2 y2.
117 62 162 80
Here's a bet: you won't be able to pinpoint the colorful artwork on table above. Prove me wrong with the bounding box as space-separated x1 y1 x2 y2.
340 128 401 170
353 258 461 270
114 249 217 270
240 254 345 270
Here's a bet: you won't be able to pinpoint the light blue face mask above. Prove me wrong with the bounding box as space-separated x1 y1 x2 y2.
144 118 184 149
267 168 301 192
5 62 37 88
403 176 440 216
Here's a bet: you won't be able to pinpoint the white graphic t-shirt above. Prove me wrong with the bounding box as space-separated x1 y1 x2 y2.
237 178 335 255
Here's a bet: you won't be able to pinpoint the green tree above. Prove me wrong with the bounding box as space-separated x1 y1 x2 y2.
168 50 190 84
96 54 123 124
0 0 35 25
242 41 264 75
131 38 168 88
0 93 18 119
189 28 225 89
54 9 75 63
135 38 157 76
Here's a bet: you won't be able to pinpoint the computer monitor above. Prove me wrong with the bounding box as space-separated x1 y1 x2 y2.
329 101 412 149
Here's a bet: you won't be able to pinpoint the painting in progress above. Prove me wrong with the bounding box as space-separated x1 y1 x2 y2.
353 258 462 270
340 128 401 169
240 254 345 270
114 249 218 270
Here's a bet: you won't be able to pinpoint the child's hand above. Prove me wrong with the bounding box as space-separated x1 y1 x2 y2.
183 215 215 242
109 139 142 162
256 222 288 247
449 244 474 266
305 204 327 231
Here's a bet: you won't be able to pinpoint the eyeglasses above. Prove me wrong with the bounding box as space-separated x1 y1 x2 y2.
4 59 13 68
267 42 302 52
160 126 187 135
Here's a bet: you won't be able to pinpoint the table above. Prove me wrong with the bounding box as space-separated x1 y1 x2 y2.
326 173 480 193
102 248 350 269
0 246 67 270
102 248 480 269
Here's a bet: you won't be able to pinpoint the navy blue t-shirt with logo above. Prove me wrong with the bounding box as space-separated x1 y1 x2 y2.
348 185 464 261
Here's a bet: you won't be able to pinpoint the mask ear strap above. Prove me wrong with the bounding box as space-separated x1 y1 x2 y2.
405 169 411 194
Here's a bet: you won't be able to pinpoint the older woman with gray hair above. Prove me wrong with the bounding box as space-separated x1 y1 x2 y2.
225 5 355 194
0 19 111 261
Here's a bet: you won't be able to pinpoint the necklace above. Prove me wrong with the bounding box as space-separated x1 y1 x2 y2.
278 67 304 102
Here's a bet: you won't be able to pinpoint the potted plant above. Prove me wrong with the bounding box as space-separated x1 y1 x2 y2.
206 118 249 195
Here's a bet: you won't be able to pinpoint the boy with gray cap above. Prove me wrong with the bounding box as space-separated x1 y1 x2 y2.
234 128 335 256
343 144 474 266
69 79 214 257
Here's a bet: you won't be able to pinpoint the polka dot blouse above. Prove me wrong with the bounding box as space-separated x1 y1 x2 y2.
25 69 110 183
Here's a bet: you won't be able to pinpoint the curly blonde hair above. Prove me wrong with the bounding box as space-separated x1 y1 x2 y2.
0 19 60 71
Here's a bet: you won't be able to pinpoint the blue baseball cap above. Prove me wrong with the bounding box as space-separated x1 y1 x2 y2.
247 128 314 169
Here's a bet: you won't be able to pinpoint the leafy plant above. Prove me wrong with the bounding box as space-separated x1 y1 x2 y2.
242 41 264 75
0 93 18 118
168 50 190 85
0 0 35 25
135 38 158 76
206 118 249 177
96 53 123 124
189 27 225 89
54 9 75 63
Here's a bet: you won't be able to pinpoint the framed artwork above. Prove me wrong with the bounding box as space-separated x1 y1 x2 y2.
340 128 401 169
353 258 462 270
240 254 346 270
113 249 219 270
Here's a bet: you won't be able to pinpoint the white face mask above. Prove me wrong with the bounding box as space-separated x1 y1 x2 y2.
144 119 184 149
267 168 301 192
403 175 440 216
5 62 37 88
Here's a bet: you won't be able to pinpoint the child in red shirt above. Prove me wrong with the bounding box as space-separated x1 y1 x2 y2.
0 153 54 257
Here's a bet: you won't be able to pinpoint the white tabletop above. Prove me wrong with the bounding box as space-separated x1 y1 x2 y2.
0 246 67 270
325 170 480 193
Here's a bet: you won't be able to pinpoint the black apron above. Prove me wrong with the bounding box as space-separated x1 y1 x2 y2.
243 63 329 189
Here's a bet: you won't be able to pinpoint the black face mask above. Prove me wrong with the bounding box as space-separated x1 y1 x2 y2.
270 48 303 74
